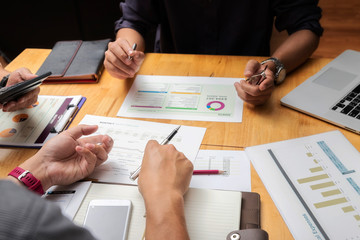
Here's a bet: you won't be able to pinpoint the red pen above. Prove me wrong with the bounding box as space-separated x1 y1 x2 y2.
193 170 226 175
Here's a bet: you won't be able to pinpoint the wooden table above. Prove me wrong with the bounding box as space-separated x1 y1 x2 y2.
1 49 359 240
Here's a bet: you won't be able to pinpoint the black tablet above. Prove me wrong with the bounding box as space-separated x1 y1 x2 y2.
0 71 52 105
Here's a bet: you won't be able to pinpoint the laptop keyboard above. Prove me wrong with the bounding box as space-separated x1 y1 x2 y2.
331 83 360 119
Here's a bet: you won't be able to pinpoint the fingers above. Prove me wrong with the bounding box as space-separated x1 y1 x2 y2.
64 124 99 140
104 39 145 79
75 135 113 167
244 60 261 78
7 68 36 85
2 86 40 112
236 59 277 105
234 80 274 105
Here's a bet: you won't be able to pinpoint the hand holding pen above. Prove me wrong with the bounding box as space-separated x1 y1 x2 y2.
128 43 137 61
130 126 181 180
104 40 145 79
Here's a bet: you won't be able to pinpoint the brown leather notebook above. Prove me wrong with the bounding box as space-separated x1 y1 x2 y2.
36 39 110 83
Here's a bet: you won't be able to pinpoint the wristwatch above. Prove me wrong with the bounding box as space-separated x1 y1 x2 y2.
8 167 45 195
261 57 286 85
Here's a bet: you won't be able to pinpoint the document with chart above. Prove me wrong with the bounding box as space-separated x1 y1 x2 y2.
0 95 85 148
246 131 360 240
79 115 206 185
117 75 243 122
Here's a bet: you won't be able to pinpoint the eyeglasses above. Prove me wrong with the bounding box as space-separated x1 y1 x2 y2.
245 65 267 85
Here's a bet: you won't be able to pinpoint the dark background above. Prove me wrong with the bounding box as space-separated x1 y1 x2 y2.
0 0 155 61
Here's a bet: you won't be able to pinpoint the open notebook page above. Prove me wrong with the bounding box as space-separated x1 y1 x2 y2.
74 183 241 239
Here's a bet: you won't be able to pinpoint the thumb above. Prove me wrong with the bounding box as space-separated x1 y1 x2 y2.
64 125 99 140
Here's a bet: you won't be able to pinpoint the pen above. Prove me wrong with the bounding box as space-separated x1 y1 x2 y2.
129 125 181 181
46 190 76 195
193 170 227 175
128 43 137 60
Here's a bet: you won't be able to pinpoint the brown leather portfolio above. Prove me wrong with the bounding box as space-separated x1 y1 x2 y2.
226 192 269 240
36 39 110 83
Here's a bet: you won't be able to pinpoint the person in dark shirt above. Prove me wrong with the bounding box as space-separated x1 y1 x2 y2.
1 124 193 240
104 0 323 105
0 65 40 112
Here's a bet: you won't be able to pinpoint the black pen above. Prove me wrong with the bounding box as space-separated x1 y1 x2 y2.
128 43 137 60
46 190 76 195
129 125 181 181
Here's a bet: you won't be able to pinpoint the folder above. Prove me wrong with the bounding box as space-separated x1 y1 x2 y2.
0 95 85 148
36 39 110 83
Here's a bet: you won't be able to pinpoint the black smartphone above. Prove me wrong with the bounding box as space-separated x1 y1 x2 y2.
0 71 52 105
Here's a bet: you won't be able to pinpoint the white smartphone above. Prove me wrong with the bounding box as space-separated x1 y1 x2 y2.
83 199 132 240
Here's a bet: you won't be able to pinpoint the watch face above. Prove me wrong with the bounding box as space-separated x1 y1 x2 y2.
276 69 286 84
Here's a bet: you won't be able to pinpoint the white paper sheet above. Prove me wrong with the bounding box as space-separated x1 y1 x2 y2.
43 181 91 220
117 75 243 122
246 130 360 240
79 115 206 185
190 150 251 191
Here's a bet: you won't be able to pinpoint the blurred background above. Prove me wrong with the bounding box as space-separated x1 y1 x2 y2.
1 0 359 67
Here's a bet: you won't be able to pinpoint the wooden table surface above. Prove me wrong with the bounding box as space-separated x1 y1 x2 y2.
1 49 359 240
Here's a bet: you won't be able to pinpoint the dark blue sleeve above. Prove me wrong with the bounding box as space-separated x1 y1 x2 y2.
114 0 160 40
272 0 324 36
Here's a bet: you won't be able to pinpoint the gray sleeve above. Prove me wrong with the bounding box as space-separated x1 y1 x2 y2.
0 180 96 240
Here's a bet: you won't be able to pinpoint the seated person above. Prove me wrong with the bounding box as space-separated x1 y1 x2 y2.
104 0 323 105
0 65 40 112
0 124 192 240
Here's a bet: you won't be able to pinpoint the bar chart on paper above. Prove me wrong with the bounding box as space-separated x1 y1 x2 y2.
268 135 360 240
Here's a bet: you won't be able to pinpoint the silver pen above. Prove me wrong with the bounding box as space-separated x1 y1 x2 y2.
128 43 137 60
129 125 181 181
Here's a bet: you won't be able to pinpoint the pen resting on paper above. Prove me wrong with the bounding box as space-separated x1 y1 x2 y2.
129 125 181 181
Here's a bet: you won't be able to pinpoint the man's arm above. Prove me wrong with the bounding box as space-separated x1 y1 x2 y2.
7 124 113 191
235 29 320 105
144 191 189 239
138 140 193 240
270 29 320 73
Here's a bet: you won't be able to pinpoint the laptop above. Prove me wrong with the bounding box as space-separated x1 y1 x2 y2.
281 50 360 134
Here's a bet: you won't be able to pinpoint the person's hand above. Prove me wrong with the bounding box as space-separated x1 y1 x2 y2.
234 60 276 105
138 140 193 200
19 125 113 191
104 38 145 79
0 68 40 112
138 140 193 240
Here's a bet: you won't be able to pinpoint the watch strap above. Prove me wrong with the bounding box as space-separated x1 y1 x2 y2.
8 167 45 195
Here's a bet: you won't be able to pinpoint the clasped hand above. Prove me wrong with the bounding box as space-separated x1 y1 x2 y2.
234 60 276 105
1 68 40 112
